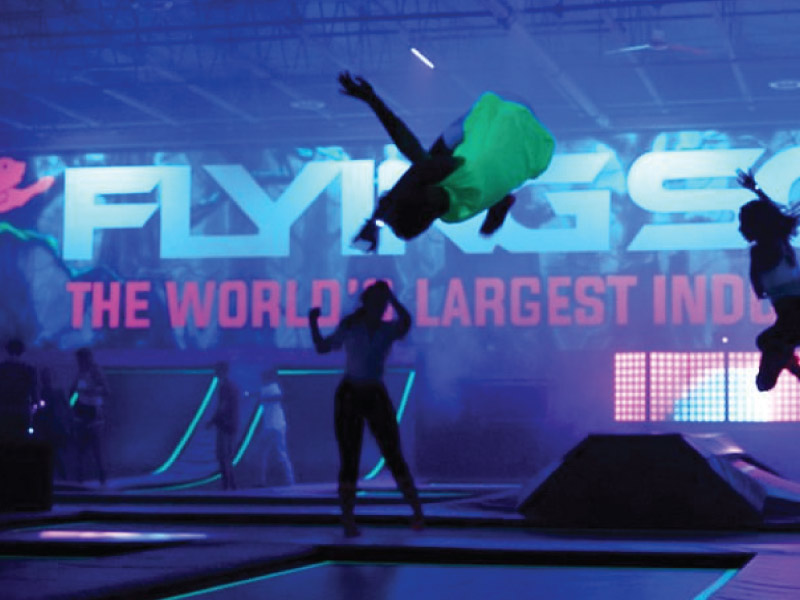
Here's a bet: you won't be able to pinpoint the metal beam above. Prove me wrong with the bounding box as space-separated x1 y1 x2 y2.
711 2 755 111
481 0 611 129
0 83 100 127
73 73 178 125
100 87 179 124
151 66 260 123
352 0 481 100
601 15 667 114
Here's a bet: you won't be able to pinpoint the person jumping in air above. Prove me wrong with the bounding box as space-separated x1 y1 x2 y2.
737 168 800 391
309 280 423 537
339 71 555 252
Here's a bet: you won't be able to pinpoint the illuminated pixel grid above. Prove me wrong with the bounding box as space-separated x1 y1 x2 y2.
728 353 800 422
614 352 800 422
614 353 647 421
651 352 725 422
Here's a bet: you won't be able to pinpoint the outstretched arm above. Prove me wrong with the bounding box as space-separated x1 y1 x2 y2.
737 169 772 203
338 71 428 164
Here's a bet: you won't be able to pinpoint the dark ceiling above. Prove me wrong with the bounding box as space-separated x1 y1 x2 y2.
2 0 799 153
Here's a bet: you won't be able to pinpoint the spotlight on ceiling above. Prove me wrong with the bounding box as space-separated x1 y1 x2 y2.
410 47 435 69
769 79 800 91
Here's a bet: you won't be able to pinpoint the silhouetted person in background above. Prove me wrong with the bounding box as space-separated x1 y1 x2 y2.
258 367 295 487
207 361 238 491
71 347 109 485
34 367 71 480
0 338 36 442
309 280 423 537
737 168 800 391
339 71 555 251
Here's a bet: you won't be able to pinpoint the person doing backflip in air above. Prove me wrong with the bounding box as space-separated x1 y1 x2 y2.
309 280 423 537
737 168 800 391
339 71 555 251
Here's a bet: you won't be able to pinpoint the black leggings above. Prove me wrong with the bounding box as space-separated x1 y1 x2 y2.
334 379 418 512
73 403 106 484
756 296 800 390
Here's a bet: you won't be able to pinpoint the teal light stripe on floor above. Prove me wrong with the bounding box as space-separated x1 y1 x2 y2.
693 568 738 600
159 562 328 600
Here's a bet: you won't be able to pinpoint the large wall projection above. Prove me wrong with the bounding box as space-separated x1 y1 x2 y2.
3 129 800 426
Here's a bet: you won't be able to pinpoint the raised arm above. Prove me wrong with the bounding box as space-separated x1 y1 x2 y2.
387 288 412 339
309 307 343 354
737 168 772 203
338 71 428 164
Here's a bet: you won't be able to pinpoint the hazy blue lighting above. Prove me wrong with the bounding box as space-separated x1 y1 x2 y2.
152 376 218 475
411 47 435 69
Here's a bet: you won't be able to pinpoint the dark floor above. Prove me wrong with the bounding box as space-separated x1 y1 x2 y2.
2 481 800 599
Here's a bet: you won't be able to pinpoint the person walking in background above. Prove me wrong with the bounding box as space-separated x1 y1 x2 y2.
70 347 109 485
207 361 239 491
258 367 295 487
309 280 423 537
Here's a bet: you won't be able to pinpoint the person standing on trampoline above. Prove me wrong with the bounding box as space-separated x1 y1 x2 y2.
71 347 109 486
207 361 239 491
309 280 423 537
338 71 555 251
737 168 800 391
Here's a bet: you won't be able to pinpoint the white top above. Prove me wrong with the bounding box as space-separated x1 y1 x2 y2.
260 382 286 430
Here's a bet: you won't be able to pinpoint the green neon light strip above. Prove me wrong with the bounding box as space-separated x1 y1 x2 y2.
152 377 219 475
155 474 220 492
0 221 59 252
363 369 416 481
69 392 79 407
150 405 263 492
693 569 739 600
278 368 343 376
233 405 263 466
160 562 328 600
148 367 413 489
1 221 122 281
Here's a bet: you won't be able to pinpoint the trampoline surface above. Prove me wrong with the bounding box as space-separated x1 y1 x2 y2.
160 561 737 600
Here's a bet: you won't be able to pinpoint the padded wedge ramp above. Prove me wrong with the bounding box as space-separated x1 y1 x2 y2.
517 433 766 529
